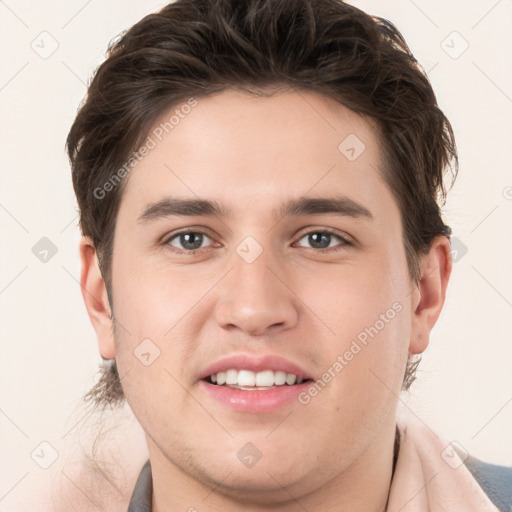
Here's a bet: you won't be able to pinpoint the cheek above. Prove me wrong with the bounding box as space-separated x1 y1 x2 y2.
112 256 210 337
110 261 211 409
297 254 406 335
110 266 200 439
297 255 411 396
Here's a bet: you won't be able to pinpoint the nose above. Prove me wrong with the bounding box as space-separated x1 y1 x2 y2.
214 252 299 336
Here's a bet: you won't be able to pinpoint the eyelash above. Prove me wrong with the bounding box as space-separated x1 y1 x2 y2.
163 228 352 254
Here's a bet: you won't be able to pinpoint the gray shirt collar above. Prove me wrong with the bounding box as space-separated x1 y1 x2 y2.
127 460 152 511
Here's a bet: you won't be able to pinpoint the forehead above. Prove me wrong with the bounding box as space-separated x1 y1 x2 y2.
116 89 395 225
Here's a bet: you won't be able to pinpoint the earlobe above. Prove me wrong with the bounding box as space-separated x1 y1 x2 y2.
409 236 452 355
79 237 116 360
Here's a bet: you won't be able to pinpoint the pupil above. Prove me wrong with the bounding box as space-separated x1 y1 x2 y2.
309 233 330 249
181 233 203 249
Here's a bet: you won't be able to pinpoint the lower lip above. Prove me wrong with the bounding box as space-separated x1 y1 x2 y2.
199 380 311 413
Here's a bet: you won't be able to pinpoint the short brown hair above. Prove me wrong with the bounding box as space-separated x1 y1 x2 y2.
67 0 457 407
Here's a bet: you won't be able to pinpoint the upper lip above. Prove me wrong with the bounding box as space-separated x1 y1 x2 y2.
198 353 313 381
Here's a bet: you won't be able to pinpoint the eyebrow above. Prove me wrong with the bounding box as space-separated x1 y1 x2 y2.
137 197 229 223
137 195 373 224
278 196 373 220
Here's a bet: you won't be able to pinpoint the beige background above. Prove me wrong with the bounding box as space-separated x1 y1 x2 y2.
1 0 511 509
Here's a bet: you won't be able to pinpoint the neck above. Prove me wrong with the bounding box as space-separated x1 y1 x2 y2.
148 419 398 512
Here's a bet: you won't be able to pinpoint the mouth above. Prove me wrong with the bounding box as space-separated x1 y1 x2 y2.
204 369 313 390
198 354 315 412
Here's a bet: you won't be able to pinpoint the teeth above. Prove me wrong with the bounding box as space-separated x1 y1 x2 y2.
255 370 274 387
285 373 297 385
274 371 287 385
238 370 256 387
226 369 238 385
208 369 305 387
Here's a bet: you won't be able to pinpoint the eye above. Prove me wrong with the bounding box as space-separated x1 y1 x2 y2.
165 231 214 252
295 230 351 251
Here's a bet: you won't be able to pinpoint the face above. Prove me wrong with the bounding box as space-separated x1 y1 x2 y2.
99 89 426 501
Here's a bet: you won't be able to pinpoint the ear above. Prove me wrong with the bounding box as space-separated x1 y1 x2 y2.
409 235 452 355
79 236 116 359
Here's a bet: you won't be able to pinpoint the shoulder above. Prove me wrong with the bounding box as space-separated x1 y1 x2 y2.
464 455 512 512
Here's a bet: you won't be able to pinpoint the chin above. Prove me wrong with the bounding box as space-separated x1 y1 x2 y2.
196 466 309 505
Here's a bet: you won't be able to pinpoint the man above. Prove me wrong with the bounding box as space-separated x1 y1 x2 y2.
67 0 512 510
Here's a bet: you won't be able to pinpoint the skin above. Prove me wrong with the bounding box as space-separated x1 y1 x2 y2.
80 89 451 512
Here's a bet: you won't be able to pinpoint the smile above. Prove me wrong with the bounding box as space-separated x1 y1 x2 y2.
206 369 309 389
